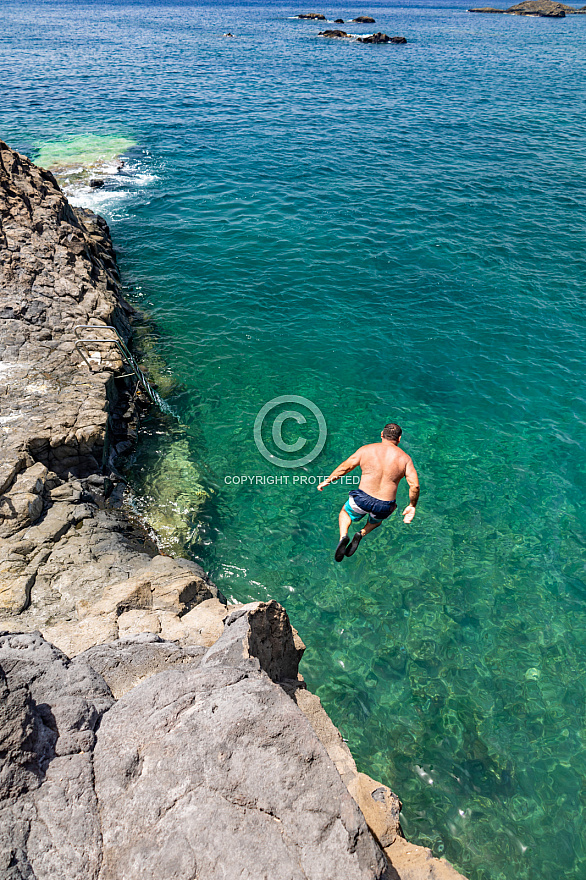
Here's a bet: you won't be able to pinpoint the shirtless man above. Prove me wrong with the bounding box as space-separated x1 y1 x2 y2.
317 422 420 561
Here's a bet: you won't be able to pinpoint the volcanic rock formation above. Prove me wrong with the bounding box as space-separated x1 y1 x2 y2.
469 0 586 14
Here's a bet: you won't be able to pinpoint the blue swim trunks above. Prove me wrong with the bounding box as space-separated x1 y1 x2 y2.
344 489 397 525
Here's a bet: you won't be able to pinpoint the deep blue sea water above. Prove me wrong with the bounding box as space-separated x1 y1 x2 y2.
3 1 586 877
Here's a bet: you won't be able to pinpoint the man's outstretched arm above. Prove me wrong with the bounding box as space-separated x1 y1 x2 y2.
403 458 420 523
317 450 361 491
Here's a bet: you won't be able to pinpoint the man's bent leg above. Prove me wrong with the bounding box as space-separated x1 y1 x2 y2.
339 505 352 540
360 520 382 537
345 519 381 558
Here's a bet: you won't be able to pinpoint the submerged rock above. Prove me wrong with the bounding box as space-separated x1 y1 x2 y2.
89 178 105 188
296 11 327 18
353 14 376 21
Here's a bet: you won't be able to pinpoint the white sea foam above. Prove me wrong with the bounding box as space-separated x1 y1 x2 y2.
33 134 160 221
62 156 161 221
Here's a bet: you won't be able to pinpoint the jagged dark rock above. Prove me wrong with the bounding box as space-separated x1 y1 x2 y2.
335 17 345 22
469 0 586 12
319 28 352 36
320 30 407 43
89 178 104 188
200 599 305 681
358 32 407 42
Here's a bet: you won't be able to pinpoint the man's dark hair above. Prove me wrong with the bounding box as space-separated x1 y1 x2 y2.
382 423 402 441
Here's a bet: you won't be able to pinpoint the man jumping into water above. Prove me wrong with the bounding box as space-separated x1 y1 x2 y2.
317 423 420 561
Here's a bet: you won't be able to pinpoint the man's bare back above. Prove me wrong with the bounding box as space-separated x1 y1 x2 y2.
317 422 420 561
351 442 414 502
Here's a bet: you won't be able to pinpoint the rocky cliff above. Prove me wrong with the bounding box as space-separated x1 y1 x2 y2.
0 142 467 880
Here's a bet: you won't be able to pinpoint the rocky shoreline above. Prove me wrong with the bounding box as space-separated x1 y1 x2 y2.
0 142 467 880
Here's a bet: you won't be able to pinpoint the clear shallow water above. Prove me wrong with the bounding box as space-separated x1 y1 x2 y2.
3 1 586 877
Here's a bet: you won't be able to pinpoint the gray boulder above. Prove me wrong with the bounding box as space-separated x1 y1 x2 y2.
0 604 469 880
0 631 113 880
79 631 206 698
91 601 387 878
94 662 390 880
200 599 305 680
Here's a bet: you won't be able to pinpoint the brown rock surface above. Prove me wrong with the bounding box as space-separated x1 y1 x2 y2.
385 838 469 880
0 142 131 485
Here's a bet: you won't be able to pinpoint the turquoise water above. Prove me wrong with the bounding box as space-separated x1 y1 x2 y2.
3 1 586 877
